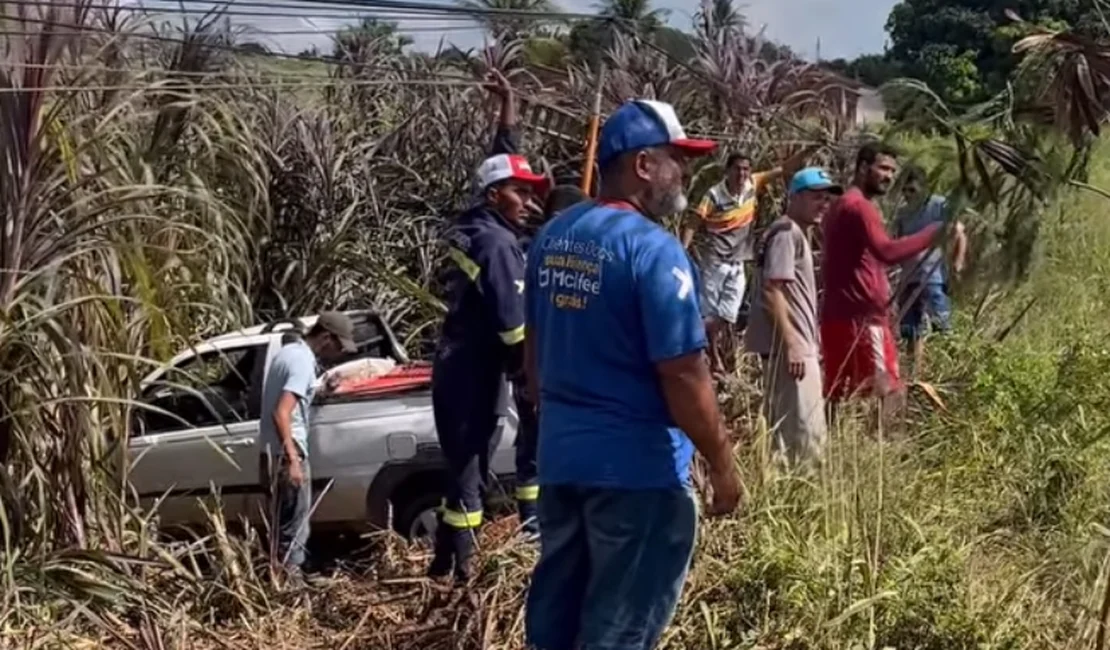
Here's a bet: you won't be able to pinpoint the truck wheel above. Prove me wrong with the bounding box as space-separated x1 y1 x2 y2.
393 492 440 542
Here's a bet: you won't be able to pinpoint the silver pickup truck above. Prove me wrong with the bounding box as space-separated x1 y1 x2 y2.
127 311 518 540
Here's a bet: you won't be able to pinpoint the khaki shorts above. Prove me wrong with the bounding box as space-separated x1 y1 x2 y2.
761 352 827 466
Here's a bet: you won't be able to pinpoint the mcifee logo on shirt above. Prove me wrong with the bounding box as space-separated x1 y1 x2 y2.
536 236 611 311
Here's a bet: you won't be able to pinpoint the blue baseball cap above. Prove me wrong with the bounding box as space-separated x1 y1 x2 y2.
789 167 843 195
598 100 716 166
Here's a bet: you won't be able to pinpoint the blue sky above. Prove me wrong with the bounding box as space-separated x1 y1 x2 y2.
569 0 898 60
164 0 897 61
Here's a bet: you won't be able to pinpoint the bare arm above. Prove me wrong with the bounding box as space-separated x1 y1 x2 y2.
757 144 822 185
272 392 301 461
683 196 712 250
484 69 519 156
498 77 516 131
681 216 697 249
657 353 732 471
765 281 800 349
951 220 968 273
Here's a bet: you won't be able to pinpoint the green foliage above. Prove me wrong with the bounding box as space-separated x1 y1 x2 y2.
882 0 1104 103
333 18 413 60
456 0 562 40
523 35 569 67
822 53 904 87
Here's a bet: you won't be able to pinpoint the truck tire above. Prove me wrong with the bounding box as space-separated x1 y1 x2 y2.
393 491 441 541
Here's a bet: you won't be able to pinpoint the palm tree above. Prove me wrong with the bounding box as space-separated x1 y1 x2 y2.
457 0 562 40
695 0 745 45
1011 18 1110 148
596 0 668 35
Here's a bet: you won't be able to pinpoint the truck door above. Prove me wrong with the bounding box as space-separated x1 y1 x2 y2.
128 342 267 530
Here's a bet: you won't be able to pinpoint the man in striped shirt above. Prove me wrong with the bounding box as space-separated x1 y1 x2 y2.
683 150 811 373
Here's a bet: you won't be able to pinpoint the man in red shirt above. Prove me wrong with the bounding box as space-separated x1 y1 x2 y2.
820 144 941 404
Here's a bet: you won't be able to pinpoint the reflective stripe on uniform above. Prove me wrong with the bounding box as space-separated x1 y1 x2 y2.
440 501 483 529
500 325 525 345
515 484 539 501
448 247 481 281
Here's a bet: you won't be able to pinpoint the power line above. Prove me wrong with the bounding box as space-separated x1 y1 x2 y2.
0 77 478 93
2 14 493 68
1 0 485 22
0 25 484 38
4 60 476 79
155 0 604 21
0 0 608 22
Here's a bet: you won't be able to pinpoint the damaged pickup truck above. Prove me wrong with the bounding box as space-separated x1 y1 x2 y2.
127 310 519 540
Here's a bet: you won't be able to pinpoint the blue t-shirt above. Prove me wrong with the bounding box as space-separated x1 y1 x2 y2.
525 202 707 489
895 194 948 285
257 340 317 458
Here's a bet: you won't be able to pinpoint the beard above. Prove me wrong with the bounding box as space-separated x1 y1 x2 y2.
643 181 688 220
868 176 892 196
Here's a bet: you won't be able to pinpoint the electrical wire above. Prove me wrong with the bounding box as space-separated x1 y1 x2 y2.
2 13 498 68
1 0 488 22
160 0 606 21
0 77 477 93
4 59 476 79
0 24 485 36
0 0 609 22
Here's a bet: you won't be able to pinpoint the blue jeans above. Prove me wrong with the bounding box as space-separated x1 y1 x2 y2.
260 454 311 571
899 281 952 341
525 486 698 650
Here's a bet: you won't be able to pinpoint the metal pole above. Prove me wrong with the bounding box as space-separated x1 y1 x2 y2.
580 64 607 196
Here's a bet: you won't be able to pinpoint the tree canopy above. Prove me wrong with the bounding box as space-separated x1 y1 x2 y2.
855 0 1105 103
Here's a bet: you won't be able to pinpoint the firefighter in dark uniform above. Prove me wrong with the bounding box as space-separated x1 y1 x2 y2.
428 70 549 581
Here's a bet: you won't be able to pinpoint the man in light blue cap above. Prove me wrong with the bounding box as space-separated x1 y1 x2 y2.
522 99 742 650
746 167 841 466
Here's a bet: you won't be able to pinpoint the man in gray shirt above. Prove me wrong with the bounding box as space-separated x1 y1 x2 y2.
746 168 841 466
257 311 356 581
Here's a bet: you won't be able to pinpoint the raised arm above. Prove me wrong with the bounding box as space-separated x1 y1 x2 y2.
484 69 519 156
755 144 822 187
858 201 940 265
637 236 741 516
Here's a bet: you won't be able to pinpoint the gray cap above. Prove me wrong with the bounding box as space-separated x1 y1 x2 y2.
316 311 357 354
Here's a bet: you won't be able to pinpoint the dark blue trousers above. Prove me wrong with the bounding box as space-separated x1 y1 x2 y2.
513 384 539 533
429 383 502 580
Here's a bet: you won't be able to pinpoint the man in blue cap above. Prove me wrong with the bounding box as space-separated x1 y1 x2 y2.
746 168 841 467
522 99 742 650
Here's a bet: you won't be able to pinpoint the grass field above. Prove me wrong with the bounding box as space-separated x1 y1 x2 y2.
11 145 1105 650
6 3 1110 646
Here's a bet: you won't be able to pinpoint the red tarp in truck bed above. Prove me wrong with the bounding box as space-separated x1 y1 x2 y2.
331 362 432 398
